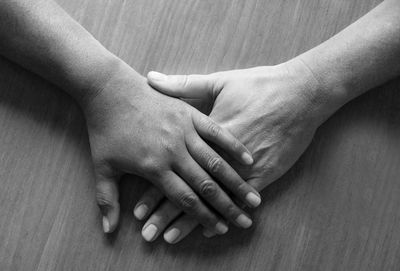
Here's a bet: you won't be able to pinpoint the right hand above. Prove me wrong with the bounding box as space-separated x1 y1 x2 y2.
136 59 344 243
82 62 261 237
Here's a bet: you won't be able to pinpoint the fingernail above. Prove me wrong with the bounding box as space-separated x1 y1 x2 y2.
102 216 110 233
241 152 254 165
246 192 261 207
203 229 216 238
142 224 158 242
236 214 252 228
164 228 181 244
148 71 167 81
215 221 229 234
134 204 148 220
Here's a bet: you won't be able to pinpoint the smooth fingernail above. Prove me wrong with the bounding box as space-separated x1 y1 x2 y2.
236 214 252 228
241 152 254 165
215 221 229 234
148 71 167 81
203 229 216 238
134 204 148 220
142 224 158 242
164 228 181 244
102 216 110 233
246 192 261 207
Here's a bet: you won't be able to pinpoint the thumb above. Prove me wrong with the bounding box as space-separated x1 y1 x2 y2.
95 173 120 233
147 71 220 99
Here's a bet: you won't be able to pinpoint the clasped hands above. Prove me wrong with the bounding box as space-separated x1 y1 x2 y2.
1 0 397 248
87 59 342 244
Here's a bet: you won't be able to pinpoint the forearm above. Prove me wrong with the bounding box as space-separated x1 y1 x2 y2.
0 0 125 106
292 0 400 109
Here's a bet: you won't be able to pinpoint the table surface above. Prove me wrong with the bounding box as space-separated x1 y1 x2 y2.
2 0 400 270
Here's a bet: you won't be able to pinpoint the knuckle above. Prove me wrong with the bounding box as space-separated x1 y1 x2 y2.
191 141 204 153
207 122 221 138
232 140 242 152
225 203 237 218
207 156 222 174
180 75 190 89
162 141 176 155
177 192 198 210
237 181 250 194
96 190 113 207
199 180 218 198
141 159 155 171
140 158 162 177
153 213 169 224
160 125 175 140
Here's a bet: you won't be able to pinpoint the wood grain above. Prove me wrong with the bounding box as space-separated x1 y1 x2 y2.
2 0 400 270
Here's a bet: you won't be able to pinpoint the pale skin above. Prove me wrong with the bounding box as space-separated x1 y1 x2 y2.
136 0 400 244
0 0 264 236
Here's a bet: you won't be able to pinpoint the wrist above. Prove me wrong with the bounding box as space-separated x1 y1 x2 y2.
72 52 126 108
281 57 350 123
80 59 148 130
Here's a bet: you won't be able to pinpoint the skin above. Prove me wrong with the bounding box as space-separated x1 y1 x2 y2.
0 0 263 236
137 0 400 244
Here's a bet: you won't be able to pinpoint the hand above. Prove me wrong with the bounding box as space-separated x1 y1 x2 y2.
135 59 343 243
83 63 262 237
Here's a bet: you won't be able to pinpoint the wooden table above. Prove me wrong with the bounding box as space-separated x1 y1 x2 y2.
2 0 399 270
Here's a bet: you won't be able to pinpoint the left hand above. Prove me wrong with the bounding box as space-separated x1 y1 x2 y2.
83 64 261 235
134 59 345 243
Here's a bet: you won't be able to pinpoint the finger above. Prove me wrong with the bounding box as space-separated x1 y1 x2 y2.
141 200 181 242
187 136 261 209
151 171 228 235
202 228 217 238
248 176 276 192
147 71 219 99
133 185 164 220
164 214 199 244
175 156 253 229
201 178 264 239
95 173 120 233
192 112 254 166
